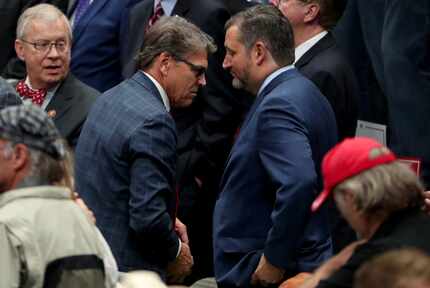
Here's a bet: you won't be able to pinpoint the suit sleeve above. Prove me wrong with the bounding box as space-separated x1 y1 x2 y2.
128 114 179 262
256 96 318 269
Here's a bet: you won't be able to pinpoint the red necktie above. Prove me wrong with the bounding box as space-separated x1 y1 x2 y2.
146 1 164 32
16 80 47 106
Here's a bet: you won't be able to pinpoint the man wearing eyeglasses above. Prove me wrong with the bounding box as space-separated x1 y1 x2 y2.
13 3 98 147
75 16 216 283
121 1 254 281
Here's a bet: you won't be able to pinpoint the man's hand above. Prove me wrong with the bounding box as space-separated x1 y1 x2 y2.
174 218 189 245
250 254 285 287
73 192 96 224
314 240 366 280
422 191 430 214
279 273 313 288
166 242 193 284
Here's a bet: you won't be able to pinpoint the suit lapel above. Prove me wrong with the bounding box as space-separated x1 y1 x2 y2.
239 69 298 132
171 0 191 17
134 1 153 51
46 74 75 122
72 0 110 43
224 69 300 164
295 32 335 69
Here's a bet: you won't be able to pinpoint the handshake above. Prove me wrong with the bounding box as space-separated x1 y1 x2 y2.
166 218 194 284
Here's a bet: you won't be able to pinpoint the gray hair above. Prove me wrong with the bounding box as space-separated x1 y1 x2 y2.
333 161 424 217
16 4 72 41
137 16 217 70
3 140 66 188
225 5 295 67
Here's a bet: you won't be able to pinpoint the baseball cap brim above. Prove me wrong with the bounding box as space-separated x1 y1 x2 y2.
311 188 331 212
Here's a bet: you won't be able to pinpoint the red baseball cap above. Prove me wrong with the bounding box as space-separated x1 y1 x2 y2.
311 137 396 212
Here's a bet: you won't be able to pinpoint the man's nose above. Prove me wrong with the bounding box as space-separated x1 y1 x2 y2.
222 56 231 70
46 44 60 57
197 73 206 86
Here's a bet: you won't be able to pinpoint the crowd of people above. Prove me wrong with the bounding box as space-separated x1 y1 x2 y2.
0 0 429 287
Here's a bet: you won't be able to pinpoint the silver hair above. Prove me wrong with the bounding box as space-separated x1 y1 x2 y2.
137 16 216 69
333 161 424 217
16 4 72 41
3 140 66 188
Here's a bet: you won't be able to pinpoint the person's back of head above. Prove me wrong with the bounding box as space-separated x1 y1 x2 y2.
0 104 65 192
354 248 430 288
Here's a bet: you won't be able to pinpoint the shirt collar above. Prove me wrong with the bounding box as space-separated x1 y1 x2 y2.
143 72 170 112
24 76 61 110
156 0 177 16
0 186 71 208
294 30 328 64
257 65 295 97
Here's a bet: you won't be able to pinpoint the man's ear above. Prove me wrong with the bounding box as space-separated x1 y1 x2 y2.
15 40 26 61
11 144 30 173
303 3 320 24
253 41 267 66
159 52 172 77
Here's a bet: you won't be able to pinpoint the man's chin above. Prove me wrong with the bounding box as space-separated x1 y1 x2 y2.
232 78 245 90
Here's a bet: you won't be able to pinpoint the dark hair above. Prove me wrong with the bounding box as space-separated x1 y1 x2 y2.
298 0 345 29
225 5 295 66
138 16 216 70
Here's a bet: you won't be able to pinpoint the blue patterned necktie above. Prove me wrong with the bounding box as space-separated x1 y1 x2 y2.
74 0 91 26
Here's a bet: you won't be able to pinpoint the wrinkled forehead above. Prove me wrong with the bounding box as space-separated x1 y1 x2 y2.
24 16 71 40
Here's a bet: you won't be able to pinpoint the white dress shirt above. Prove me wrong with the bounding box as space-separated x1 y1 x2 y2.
294 30 328 64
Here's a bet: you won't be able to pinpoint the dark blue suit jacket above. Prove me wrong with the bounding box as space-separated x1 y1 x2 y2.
334 0 430 186
70 0 142 92
75 72 179 276
213 68 337 287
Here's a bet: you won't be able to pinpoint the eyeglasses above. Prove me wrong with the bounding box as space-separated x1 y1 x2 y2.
20 39 69 54
175 57 206 78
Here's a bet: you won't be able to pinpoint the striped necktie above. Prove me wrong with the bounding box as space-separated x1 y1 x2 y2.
74 0 91 26
146 1 165 31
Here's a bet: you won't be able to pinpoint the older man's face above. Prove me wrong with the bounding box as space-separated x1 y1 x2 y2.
166 50 208 108
15 17 71 89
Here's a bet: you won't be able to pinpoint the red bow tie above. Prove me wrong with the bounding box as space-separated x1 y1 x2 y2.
16 80 47 106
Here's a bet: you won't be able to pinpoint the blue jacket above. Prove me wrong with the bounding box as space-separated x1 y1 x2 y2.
70 0 142 92
213 68 337 287
75 72 178 276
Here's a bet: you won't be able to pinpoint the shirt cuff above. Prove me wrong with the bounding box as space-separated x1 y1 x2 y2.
176 238 182 258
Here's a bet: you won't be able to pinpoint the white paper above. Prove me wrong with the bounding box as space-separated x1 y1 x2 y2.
355 120 387 145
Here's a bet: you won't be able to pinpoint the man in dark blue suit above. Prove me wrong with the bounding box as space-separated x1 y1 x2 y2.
334 0 430 187
75 16 216 283
69 0 142 92
275 0 359 253
121 0 254 280
213 5 337 287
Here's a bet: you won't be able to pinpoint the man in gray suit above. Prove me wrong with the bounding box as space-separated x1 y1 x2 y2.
13 4 98 147
75 16 216 283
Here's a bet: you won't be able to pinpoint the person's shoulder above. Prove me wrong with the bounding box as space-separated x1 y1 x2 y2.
0 77 21 110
